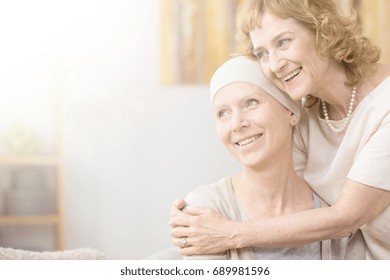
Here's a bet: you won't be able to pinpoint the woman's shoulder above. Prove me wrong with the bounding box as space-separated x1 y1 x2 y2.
185 177 232 208
184 177 240 219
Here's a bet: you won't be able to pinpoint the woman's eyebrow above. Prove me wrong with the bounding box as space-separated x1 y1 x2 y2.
253 31 293 54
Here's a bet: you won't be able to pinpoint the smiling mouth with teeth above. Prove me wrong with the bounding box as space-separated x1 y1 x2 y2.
284 67 302 82
236 134 262 147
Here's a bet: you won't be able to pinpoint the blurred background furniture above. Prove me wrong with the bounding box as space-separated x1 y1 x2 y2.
0 247 104 260
0 93 66 251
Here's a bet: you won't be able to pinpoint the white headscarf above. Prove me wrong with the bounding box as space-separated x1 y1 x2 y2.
210 56 302 120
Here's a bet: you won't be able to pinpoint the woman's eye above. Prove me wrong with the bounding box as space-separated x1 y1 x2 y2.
218 110 229 118
255 50 268 60
254 51 263 59
278 38 290 47
247 99 258 107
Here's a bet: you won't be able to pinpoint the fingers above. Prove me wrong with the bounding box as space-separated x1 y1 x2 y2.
169 205 218 231
170 223 192 238
169 209 193 227
172 237 199 256
180 246 196 256
174 238 217 256
170 199 186 218
172 236 190 248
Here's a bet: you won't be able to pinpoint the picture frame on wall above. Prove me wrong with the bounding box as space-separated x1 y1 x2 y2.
160 0 242 84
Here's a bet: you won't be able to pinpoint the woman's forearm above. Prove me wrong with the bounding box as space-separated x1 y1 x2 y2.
234 180 390 249
235 206 351 248
172 180 389 255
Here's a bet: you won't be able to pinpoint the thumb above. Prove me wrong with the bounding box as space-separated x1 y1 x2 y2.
170 199 186 218
173 199 186 210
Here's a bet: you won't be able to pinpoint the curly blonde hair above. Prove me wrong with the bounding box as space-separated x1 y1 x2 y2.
236 0 380 93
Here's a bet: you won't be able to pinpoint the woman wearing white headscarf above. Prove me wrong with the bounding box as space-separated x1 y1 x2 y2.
179 56 365 260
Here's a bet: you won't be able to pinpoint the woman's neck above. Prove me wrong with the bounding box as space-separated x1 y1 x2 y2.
312 61 354 119
312 62 386 120
231 163 313 220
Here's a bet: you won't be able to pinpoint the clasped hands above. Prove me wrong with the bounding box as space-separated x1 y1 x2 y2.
169 199 237 256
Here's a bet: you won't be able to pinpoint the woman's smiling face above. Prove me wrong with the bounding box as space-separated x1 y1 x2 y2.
213 82 295 169
250 12 330 100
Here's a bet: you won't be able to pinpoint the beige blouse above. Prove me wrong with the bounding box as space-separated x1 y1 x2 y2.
293 76 390 259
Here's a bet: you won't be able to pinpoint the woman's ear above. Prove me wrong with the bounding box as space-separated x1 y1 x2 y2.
290 112 298 126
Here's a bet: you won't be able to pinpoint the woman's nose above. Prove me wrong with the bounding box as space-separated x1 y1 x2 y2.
232 112 249 132
269 51 286 74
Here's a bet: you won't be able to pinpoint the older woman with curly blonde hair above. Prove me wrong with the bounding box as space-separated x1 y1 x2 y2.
170 0 390 259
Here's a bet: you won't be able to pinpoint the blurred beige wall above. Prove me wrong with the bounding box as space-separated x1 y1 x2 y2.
358 0 390 64
161 0 390 85
336 0 390 64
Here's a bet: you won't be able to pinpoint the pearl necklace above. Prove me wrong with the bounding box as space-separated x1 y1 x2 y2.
321 87 357 133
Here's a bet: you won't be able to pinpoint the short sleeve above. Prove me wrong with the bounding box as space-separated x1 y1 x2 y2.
348 112 390 191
